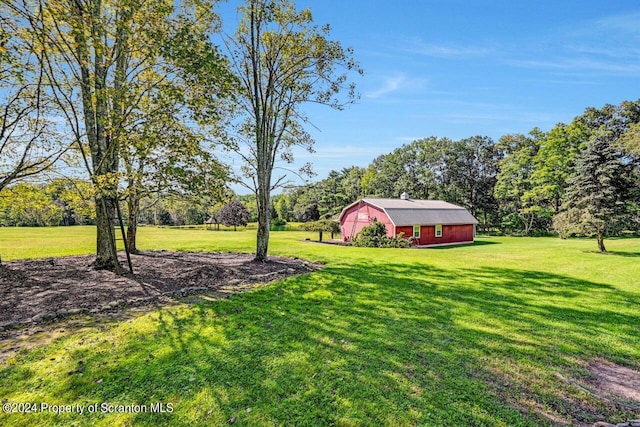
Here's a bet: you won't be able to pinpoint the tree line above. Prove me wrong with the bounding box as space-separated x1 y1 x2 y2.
278 100 640 251
0 179 216 227
2 98 639 254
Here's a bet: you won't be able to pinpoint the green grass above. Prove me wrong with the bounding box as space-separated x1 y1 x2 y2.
0 224 307 261
1 228 639 426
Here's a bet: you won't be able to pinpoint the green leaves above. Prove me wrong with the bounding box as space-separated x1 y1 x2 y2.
0 3 67 192
621 122 640 157
218 199 251 230
351 220 411 248
556 130 626 249
225 0 362 260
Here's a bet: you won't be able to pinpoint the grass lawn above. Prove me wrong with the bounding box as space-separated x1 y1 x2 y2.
1 227 639 426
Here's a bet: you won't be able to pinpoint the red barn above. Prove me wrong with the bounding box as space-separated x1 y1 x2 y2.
339 193 479 247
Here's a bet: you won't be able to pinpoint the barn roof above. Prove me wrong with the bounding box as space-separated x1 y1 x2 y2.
340 198 479 226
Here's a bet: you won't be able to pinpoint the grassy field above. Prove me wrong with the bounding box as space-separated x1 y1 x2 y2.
0 224 304 261
1 227 639 426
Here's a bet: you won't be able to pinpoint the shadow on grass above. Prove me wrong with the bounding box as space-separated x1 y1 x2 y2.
600 250 640 258
1 260 639 426
426 239 500 249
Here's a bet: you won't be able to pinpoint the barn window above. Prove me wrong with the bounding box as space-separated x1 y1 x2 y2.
412 225 420 238
435 224 443 238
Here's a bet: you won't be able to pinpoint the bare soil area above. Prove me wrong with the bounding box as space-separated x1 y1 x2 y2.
589 360 640 409
0 250 319 332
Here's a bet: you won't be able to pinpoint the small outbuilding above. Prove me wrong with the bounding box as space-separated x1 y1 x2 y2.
339 193 479 247
205 216 217 230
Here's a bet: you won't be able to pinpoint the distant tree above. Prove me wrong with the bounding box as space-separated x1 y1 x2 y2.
494 132 543 234
526 121 589 219
289 185 321 221
237 194 258 222
299 204 320 222
218 200 250 231
555 131 627 252
318 170 350 218
47 179 96 225
274 195 293 222
300 166 369 219
439 136 500 225
185 207 207 225
364 145 424 199
341 166 367 201
159 211 174 226
360 135 500 227
0 183 62 226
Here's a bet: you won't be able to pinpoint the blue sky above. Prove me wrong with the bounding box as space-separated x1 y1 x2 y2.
217 0 640 191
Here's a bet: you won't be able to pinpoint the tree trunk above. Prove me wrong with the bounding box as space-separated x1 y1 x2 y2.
70 0 119 269
126 194 139 254
319 230 323 242
126 220 137 254
95 194 117 269
255 185 270 262
597 232 606 253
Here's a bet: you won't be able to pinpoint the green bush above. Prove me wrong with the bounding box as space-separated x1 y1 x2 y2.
352 221 411 248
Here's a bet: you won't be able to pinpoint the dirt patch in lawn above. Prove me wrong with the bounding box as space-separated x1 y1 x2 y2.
546 360 640 426
0 251 319 355
588 360 640 408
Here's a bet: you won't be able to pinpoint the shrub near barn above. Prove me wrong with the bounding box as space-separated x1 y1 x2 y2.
351 221 411 248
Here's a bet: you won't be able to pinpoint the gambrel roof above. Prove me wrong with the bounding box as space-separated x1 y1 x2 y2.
340 198 479 226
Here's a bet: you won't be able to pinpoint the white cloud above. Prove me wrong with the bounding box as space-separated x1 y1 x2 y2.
589 12 640 37
363 73 428 99
402 40 492 58
507 57 640 75
364 74 407 99
504 11 640 77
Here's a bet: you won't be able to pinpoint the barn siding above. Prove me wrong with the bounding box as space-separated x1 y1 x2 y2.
340 203 394 241
396 226 413 239
393 224 474 246
417 224 474 246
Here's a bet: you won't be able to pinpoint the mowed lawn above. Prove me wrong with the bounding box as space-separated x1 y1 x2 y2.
1 227 639 426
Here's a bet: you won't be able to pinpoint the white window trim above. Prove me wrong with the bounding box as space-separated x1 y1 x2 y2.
413 225 420 238
435 224 443 238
